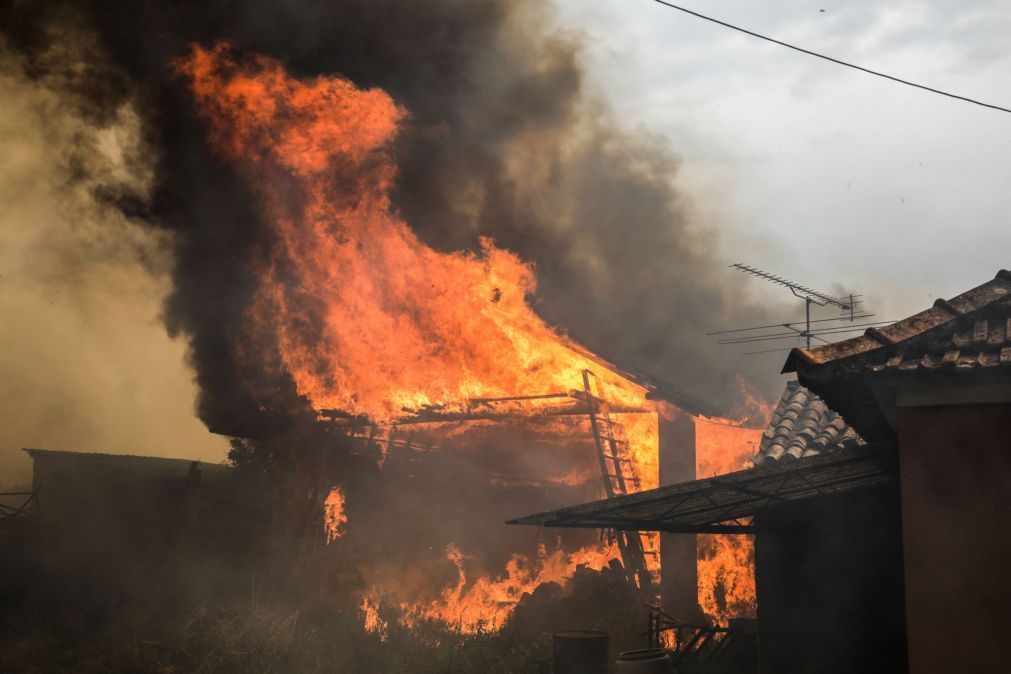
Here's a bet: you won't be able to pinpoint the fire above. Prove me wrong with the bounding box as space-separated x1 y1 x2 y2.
694 414 766 625
323 486 347 543
175 43 649 425
371 541 620 634
695 417 761 478
361 595 388 639
697 534 756 625
174 43 664 633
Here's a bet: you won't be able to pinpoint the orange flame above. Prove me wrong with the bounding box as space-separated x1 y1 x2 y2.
175 43 648 424
697 533 756 625
361 595 388 640
694 413 767 625
371 541 620 634
176 43 665 632
323 485 347 543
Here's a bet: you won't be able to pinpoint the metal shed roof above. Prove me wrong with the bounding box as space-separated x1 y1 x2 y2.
508 443 895 535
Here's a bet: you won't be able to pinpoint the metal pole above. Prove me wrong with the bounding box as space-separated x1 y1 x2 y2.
805 297 812 349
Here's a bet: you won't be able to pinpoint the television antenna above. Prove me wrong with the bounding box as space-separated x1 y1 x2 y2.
710 264 893 354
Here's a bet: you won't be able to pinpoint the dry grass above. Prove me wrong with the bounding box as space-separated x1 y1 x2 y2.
1 595 552 674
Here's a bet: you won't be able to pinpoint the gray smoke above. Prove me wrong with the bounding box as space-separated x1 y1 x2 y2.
0 0 787 435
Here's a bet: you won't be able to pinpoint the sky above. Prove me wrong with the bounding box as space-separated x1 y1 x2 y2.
555 0 1011 318
2 0 1008 485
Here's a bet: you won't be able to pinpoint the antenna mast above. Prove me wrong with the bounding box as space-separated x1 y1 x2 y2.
729 264 858 349
710 264 890 354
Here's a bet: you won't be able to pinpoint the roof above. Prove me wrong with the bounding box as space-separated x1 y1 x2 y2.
784 270 1011 375
753 381 863 466
781 270 1011 441
508 443 895 534
24 448 232 479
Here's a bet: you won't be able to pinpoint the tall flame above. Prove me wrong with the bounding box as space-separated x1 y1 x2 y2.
695 415 765 625
177 43 655 632
176 43 647 423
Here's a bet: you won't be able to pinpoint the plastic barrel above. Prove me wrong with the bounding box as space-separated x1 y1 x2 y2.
553 631 610 674
614 648 675 673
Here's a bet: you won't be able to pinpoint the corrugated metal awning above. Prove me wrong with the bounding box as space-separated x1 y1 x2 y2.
507 443 895 535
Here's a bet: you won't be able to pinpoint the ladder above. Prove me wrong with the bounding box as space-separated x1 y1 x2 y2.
580 369 656 598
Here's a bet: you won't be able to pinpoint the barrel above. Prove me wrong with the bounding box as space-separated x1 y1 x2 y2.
614 648 675 673
553 631 610 674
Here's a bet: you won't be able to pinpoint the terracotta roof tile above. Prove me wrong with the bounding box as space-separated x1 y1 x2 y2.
752 381 863 466
783 270 1011 377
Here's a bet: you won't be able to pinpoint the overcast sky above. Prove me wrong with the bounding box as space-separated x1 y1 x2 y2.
555 0 1011 322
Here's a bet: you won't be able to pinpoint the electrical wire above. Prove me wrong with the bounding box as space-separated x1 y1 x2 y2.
717 319 895 344
706 313 876 336
651 0 1011 116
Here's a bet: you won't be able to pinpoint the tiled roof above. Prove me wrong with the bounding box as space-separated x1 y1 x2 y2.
753 381 863 466
784 270 1011 376
781 270 1011 442
864 322 1011 374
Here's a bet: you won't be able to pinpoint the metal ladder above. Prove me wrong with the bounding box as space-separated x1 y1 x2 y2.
580 369 656 597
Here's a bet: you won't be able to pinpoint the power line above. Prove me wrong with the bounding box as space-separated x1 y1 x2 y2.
651 0 1011 116
717 320 895 345
706 313 876 336
741 346 801 356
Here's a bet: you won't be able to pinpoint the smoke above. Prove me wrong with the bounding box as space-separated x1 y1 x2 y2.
0 20 228 485
0 0 785 436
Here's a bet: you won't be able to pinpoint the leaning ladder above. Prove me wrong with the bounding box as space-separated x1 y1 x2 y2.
580 369 656 597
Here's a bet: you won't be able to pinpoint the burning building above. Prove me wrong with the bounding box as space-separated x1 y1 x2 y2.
147 44 770 634
0 1 786 660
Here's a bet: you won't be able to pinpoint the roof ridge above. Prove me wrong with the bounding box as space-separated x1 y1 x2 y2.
784 269 1011 373
865 326 895 346
932 298 962 317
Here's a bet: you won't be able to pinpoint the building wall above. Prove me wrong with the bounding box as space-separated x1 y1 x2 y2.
28 451 267 560
31 453 201 551
754 485 908 674
658 406 703 621
896 403 1011 674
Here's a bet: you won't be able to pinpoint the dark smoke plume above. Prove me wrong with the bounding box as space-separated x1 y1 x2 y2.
0 0 785 434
